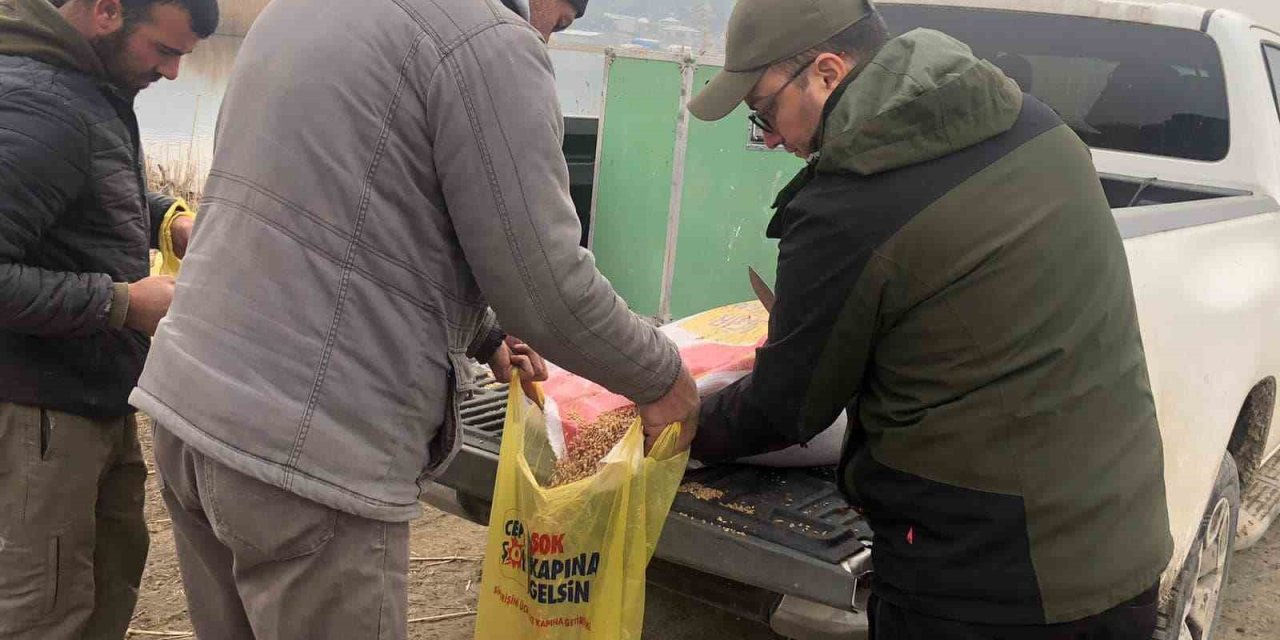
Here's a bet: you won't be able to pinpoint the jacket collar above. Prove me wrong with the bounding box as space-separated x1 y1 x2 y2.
815 29 1023 177
766 29 1023 238
0 0 108 80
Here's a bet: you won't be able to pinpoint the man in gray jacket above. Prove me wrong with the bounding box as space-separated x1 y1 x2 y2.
129 0 698 637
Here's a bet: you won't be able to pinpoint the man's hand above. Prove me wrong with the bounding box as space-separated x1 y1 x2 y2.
170 215 194 259
639 365 699 455
125 276 176 336
488 336 548 404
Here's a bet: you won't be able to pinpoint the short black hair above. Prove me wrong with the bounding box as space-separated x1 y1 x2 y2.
777 10 890 75
122 0 220 38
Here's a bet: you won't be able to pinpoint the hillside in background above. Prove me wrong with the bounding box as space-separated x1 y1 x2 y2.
210 0 1279 48
211 0 736 40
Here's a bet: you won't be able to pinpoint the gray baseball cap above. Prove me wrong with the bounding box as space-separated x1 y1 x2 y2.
689 0 875 121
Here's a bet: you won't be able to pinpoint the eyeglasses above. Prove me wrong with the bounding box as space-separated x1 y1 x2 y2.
748 58 817 135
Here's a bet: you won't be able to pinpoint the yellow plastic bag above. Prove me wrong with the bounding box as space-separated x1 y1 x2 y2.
149 198 195 276
474 372 689 639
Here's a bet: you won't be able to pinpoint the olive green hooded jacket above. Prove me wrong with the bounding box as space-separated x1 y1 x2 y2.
695 29 1172 625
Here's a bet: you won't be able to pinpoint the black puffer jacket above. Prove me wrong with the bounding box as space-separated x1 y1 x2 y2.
0 0 174 418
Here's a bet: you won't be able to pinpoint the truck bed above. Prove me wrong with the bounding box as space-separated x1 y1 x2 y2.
433 380 871 616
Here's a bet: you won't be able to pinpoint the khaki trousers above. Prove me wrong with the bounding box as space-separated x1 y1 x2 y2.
0 403 149 640
152 424 409 640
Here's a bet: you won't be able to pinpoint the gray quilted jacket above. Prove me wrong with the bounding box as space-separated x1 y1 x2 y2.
132 0 681 521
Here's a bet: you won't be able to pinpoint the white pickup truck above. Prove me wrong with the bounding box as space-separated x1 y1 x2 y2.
426 2 1280 638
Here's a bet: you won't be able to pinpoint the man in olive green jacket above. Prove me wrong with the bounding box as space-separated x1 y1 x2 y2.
689 1 1172 637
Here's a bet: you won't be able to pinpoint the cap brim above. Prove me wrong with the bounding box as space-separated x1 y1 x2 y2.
688 67 767 122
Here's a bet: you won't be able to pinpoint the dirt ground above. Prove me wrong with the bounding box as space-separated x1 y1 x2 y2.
129 420 1280 639
1220 517 1280 638
129 419 486 640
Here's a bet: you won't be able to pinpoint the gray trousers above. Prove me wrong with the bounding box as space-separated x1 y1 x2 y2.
0 403 149 640
152 424 409 640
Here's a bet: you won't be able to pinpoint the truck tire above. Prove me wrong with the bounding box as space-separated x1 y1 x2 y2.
1155 453 1239 640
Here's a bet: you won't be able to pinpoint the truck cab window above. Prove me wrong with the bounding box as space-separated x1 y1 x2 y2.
878 5 1231 162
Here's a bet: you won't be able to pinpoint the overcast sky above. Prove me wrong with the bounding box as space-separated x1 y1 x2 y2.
1162 0 1280 31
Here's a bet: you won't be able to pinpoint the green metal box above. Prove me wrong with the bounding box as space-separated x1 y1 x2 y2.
588 50 804 321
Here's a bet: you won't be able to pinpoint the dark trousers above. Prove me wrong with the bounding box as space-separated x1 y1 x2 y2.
868 584 1159 640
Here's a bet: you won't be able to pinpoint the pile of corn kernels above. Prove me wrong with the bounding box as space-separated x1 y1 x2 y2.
548 407 637 487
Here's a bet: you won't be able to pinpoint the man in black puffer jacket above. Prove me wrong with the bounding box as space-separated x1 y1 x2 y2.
0 0 216 638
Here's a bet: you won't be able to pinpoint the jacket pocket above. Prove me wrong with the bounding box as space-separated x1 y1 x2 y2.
0 531 61 632
204 459 337 566
418 353 467 485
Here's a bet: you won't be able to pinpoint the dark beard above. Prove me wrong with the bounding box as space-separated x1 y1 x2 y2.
89 26 140 98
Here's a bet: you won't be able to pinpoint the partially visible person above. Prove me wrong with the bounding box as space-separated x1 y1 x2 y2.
129 0 698 638
0 0 217 638
690 0 1170 638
